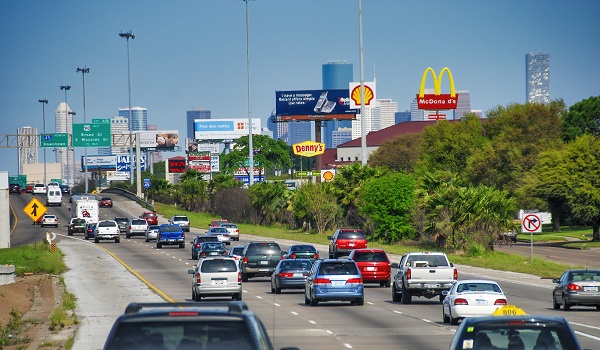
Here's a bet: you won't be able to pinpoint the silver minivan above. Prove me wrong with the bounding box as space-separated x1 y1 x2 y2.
187 257 242 301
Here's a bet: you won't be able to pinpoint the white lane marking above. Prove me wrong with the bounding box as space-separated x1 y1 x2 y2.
571 322 600 331
256 295 263 299
344 344 353 348
366 301 374 305
274 303 281 307
393 310 403 314
308 320 317 325
325 330 333 335
422 319 432 323
291 311 298 316
575 331 600 342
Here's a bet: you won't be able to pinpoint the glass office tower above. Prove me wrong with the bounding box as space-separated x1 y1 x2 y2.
526 52 550 103
119 107 147 131
187 108 211 140
322 61 353 148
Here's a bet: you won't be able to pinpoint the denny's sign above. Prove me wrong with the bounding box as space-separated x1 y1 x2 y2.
416 67 458 110
293 140 325 157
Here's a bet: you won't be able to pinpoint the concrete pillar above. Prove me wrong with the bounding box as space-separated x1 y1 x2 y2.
0 171 10 249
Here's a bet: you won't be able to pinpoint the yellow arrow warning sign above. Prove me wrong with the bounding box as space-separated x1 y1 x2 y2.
23 197 47 222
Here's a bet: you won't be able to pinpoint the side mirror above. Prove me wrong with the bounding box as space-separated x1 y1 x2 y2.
187 269 195 275
442 290 449 296
552 279 559 283
391 263 399 269
450 263 454 267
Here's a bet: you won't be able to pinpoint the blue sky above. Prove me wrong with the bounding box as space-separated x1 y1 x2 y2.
1 0 599 176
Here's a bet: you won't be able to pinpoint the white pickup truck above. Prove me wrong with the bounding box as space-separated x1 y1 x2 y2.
391 252 457 304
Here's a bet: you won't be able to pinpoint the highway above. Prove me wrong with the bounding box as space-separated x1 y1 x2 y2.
8 193 600 350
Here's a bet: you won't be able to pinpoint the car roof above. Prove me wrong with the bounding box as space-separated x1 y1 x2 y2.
461 314 569 325
454 279 500 285
351 248 385 253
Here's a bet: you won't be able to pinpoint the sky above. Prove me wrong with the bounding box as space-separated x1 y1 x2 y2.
2 0 600 177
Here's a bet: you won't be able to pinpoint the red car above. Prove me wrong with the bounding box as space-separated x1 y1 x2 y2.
348 248 392 287
140 211 158 225
99 197 113 208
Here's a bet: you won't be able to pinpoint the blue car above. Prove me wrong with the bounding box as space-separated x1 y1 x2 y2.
305 259 364 306
271 258 312 294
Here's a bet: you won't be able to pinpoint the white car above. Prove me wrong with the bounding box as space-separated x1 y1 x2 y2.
40 214 58 227
187 257 242 301
32 183 47 195
145 225 160 242
169 215 190 232
228 245 245 261
442 279 507 325
220 223 240 241
207 227 232 245
94 220 121 243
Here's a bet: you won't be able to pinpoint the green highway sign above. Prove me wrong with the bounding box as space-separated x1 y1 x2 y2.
73 123 111 147
40 133 68 148
295 171 314 176
92 118 111 124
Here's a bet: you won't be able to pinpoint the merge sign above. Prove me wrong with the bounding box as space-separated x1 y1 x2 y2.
23 197 47 222
73 123 111 147
40 133 68 148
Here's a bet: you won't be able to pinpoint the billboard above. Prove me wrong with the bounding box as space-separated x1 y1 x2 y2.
116 155 147 172
81 155 117 170
168 157 187 173
348 82 377 109
416 67 458 110
138 130 180 150
194 119 261 141
293 140 325 157
275 89 355 120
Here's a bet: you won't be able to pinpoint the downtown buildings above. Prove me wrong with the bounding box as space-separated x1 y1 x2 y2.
526 52 550 103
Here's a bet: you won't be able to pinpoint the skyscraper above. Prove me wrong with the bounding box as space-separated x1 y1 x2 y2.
526 52 550 103
453 90 472 120
374 99 398 130
18 126 38 175
98 116 129 155
287 121 312 146
187 108 211 140
322 61 353 148
119 107 147 131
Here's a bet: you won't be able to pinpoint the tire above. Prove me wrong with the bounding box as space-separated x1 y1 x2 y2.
241 273 248 282
305 293 310 305
275 285 281 294
443 307 450 323
271 283 276 294
115 238 120 243
401 284 412 305
385 279 391 288
84 235 89 240
179 243 185 248
553 295 561 310
380 281 386 287
439 294 446 303
68 231 73 236
309 292 318 306
355 297 364 306
596 305 600 311
234 293 242 301
126 233 131 239
94 238 99 243
563 297 571 311
157 243 162 249
329 252 334 259
193 289 201 302
392 283 401 302
449 310 459 325
145 237 149 242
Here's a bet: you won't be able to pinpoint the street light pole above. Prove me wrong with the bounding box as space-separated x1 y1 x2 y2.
244 0 254 186
76 66 90 193
60 85 71 186
119 31 135 187
38 99 48 185
358 0 367 166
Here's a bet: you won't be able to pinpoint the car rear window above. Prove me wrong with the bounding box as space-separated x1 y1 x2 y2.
456 323 578 350
98 221 117 228
406 254 449 267
338 231 365 239
319 262 359 275
290 245 317 252
173 216 188 221
202 243 226 250
160 225 182 232
353 251 388 262
200 259 237 273
246 243 281 255
211 228 229 233
131 219 147 225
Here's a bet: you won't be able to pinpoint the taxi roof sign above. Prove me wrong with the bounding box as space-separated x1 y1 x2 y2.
492 305 526 316
23 197 47 222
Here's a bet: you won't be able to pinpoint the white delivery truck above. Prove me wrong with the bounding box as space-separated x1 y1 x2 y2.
70 197 100 224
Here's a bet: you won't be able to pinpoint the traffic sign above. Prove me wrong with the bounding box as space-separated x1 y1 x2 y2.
143 178 151 189
72 123 111 147
92 118 111 124
210 155 220 172
23 197 47 222
40 133 69 148
521 214 542 233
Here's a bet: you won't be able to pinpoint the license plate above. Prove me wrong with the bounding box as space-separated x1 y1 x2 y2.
584 286 598 292
213 279 225 285
366 266 375 271
210 252 217 255
259 260 269 265
349 243 355 247
425 284 438 288
168 239 176 242
293 273 303 277
331 280 345 286
476 299 487 305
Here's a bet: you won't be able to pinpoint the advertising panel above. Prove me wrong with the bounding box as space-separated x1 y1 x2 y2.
188 162 211 173
188 151 211 161
416 67 458 110
168 157 187 173
348 82 377 109
138 130 180 150
106 171 130 181
186 140 220 154
81 155 117 170
275 90 354 119
116 155 147 172
194 119 261 141
293 140 325 157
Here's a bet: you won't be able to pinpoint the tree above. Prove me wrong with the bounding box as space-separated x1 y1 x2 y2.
358 172 415 242
562 96 600 141
367 133 423 172
221 135 292 179
173 170 208 211
292 182 340 234
247 181 289 225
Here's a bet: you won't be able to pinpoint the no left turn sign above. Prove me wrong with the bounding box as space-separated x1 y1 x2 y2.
521 214 542 233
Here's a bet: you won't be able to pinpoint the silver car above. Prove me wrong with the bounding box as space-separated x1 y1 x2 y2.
145 225 160 242
170 215 190 232
553 269 600 311
187 257 242 301
207 227 232 245
220 223 240 241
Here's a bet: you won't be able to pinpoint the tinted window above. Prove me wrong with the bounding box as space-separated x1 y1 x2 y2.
201 259 237 273
456 283 502 293
290 245 317 252
353 251 388 262
99 221 117 228
148 225 160 230
131 220 147 225
211 228 228 233
280 260 312 270
406 255 449 267
319 262 359 275
173 216 188 221
202 243 226 250
338 231 365 239
196 236 218 243
160 225 182 232
247 243 281 255
231 247 244 255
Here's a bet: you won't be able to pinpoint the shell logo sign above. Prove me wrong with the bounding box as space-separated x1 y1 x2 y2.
293 140 325 157
321 169 335 182
348 82 376 109
416 67 458 110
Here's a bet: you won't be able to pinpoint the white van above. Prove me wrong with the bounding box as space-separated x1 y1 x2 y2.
46 187 63 206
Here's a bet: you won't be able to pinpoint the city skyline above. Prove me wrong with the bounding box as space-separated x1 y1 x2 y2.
2 0 599 176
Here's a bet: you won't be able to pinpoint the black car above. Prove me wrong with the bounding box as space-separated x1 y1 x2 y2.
449 314 582 350
103 302 299 350
240 241 283 282
196 242 228 259
190 235 220 260
9 183 21 195
113 217 129 232
59 184 71 194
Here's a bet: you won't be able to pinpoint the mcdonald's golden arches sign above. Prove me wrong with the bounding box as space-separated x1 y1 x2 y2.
416 67 458 110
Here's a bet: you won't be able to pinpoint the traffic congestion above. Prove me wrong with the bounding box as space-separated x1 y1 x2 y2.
6 191 600 350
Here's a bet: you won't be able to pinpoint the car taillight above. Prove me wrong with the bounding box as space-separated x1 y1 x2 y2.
314 278 331 285
406 268 412 280
129 226 132 230
313 253 319 259
200 252 206 257
182 233 185 239
221 251 227 256
238 272 242 282
195 243 201 248
494 299 507 305
454 298 469 305
195 273 201 284
347 278 363 284
290 253 297 259
279 272 294 278
453 268 458 280
568 283 581 291
243 256 248 264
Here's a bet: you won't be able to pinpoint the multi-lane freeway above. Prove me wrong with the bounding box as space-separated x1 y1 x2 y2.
8 193 600 350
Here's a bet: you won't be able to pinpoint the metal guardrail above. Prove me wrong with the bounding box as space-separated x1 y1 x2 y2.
100 188 155 212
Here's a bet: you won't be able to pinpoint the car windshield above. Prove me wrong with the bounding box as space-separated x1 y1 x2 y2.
131 220 147 225
211 228 228 233
203 243 226 250
173 216 188 221
280 260 312 270
456 283 502 293
405 255 449 267
290 245 317 253
160 225 182 232
338 231 365 239
200 259 237 273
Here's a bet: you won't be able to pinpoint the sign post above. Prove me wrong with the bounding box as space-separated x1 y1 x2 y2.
521 213 542 263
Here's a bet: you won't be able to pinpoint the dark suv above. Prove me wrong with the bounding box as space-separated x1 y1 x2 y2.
103 301 299 350
240 242 283 282
9 183 21 195
328 228 367 258
114 217 129 232
191 235 220 260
